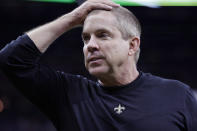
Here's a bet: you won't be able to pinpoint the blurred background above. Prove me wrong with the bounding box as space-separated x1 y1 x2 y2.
0 0 197 130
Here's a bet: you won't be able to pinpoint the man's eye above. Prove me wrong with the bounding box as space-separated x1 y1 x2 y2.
82 35 90 42
98 33 109 38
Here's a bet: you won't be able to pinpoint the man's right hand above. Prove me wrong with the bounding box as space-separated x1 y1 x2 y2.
68 0 120 27
27 0 119 53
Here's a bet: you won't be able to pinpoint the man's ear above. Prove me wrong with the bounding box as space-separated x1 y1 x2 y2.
128 37 140 56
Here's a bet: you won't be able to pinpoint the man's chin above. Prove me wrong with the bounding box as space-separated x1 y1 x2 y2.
88 67 108 77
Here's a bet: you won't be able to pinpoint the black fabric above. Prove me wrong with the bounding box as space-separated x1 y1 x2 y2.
0 34 197 131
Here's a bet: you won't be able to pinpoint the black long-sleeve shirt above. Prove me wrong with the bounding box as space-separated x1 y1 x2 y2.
0 34 197 131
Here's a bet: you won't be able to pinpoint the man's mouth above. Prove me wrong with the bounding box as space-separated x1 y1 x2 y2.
87 56 104 63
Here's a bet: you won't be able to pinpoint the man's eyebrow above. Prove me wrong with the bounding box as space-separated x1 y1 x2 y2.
82 27 113 37
95 28 112 34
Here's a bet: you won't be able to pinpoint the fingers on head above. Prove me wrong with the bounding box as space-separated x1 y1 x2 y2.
86 1 120 12
86 0 119 9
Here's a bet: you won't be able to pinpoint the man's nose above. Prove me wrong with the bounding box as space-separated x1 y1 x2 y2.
87 37 99 52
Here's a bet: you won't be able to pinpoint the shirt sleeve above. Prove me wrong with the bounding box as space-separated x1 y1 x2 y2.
0 34 69 119
184 87 197 131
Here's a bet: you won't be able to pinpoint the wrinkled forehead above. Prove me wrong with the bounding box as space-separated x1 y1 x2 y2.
83 10 118 32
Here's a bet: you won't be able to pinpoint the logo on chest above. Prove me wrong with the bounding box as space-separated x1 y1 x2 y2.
114 104 125 114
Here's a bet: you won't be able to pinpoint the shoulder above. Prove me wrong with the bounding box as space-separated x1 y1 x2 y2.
56 71 100 102
141 72 191 100
140 72 195 108
142 72 190 90
56 71 98 90
56 71 95 84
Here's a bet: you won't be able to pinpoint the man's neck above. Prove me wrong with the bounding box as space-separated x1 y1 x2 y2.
98 67 139 87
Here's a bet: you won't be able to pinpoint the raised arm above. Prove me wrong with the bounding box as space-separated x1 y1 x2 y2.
0 0 119 97
0 0 119 122
27 0 119 53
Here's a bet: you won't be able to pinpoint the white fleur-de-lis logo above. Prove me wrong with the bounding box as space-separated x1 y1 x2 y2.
114 104 125 114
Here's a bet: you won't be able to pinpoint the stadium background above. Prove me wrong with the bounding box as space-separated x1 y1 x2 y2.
0 0 197 130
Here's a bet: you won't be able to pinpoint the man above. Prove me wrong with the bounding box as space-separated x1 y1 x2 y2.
0 0 197 131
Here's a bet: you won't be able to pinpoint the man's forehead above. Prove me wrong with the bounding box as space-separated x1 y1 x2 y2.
83 11 117 32
86 11 115 22
87 9 113 17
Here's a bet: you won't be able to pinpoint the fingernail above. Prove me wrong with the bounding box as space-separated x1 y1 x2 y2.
114 4 120 7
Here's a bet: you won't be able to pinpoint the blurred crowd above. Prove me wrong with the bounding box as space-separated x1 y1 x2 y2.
0 86 56 131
